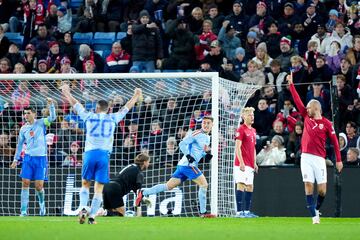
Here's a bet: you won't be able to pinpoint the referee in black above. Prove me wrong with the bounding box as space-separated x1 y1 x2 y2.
102 153 150 216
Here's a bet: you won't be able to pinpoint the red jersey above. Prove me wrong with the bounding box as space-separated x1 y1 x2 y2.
289 83 341 162
234 124 256 168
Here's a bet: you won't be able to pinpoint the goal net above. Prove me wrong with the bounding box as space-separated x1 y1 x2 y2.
0 73 260 217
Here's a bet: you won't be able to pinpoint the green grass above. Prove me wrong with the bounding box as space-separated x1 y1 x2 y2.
1 217 360 240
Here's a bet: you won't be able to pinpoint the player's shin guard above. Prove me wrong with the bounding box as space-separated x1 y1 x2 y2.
79 187 90 209
20 188 30 215
306 195 316 217
89 193 102 218
199 187 207 214
143 184 168 196
316 195 325 210
236 190 244 212
244 191 252 211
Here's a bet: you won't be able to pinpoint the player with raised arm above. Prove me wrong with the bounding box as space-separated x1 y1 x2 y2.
234 107 259 218
287 73 343 224
136 116 215 217
10 98 56 217
61 84 142 224
102 153 150 217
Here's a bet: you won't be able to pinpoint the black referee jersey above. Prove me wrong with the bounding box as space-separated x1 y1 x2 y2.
110 163 144 194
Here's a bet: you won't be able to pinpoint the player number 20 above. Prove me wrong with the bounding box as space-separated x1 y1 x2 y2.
89 119 113 138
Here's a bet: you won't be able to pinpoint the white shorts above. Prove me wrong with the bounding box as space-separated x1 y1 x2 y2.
233 166 254 185
300 153 327 184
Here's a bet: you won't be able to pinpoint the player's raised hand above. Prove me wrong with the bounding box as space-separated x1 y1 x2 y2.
336 161 343 173
134 88 142 97
10 160 17 169
60 83 71 94
286 72 293 85
47 97 54 105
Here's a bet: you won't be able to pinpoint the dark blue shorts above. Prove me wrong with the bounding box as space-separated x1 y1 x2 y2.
20 155 48 181
82 149 110 184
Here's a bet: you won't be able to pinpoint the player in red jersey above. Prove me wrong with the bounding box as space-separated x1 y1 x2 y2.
287 73 343 224
234 107 258 218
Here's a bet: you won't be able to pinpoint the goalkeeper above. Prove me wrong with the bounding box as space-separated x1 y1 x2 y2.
136 116 215 217
101 153 150 217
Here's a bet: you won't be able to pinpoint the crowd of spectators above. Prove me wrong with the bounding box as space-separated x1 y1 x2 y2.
0 0 359 167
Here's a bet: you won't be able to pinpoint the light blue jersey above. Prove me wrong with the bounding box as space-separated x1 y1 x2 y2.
14 104 56 160
74 103 129 153
178 129 211 167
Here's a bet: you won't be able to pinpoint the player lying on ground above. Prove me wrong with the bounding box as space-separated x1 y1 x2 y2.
136 116 216 217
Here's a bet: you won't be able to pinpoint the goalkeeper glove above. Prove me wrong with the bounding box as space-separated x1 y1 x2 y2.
186 154 196 163
204 153 213 161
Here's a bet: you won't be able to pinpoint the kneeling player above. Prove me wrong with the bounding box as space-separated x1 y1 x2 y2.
102 153 150 216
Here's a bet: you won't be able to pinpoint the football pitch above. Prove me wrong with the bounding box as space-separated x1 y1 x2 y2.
1 217 360 240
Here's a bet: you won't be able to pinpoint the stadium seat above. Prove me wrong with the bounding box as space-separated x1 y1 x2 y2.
73 32 93 48
70 0 83 11
116 32 127 41
93 32 116 51
102 49 111 58
5 32 24 46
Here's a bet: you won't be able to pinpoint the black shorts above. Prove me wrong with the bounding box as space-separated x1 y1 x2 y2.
103 182 126 210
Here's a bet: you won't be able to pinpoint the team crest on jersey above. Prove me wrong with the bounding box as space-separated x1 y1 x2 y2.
319 124 324 130
235 132 240 137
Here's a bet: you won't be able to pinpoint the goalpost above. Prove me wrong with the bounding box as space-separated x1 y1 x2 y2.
0 72 260 217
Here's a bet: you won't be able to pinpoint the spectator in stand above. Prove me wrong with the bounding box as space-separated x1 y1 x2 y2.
204 3 224 35
144 0 168 23
252 42 272 71
127 119 141 148
219 59 238 82
218 20 241 61
6 44 21 70
36 59 49 73
266 119 289 149
275 36 297 71
162 17 196 70
188 7 204 35
253 98 275 148
148 119 166 155
347 4 360 36
23 0 45 47
9 0 26 33
46 41 63 71
159 136 179 168
337 74 355 130
131 10 163 72
13 63 26 74
325 40 344 74
0 23 10 58
0 57 11 73
158 98 180 135
306 81 331 118
346 35 360 65
73 6 96 33
104 41 131 73
339 58 353 88
100 0 124 32
324 22 353 54
310 23 330 55
0 132 14 166
301 2 323 41
233 47 247 79
116 134 138 166
287 121 303 164
278 2 298 36
339 132 348 162
290 22 308 56
244 31 257 61
248 1 274 38
266 59 287 93
275 99 301 134
197 58 213 72
76 0 102 31
59 31 77 65
60 57 77 73
240 60 265 86
44 3 58 36
121 21 134 56
123 0 147 25
264 21 281 59
345 147 360 166
21 44 38 73
62 140 82 167
345 121 360 149
11 81 31 123
326 9 340 33
290 55 309 103
55 5 72 39
29 24 56 59
261 84 278 113
224 0 248 40
202 40 226 72
304 40 319 73
195 19 217 62
309 55 333 85
256 135 286 166
74 44 104 73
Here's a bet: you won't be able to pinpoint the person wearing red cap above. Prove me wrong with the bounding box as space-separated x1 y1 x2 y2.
47 41 64 73
21 44 38 73
275 36 297 71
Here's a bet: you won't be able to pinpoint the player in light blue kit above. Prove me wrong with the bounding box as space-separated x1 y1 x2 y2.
61 84 142 224
136 116 216 217
10 98 56 217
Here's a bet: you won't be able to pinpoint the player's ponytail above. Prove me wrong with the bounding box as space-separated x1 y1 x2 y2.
134 153 150 166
